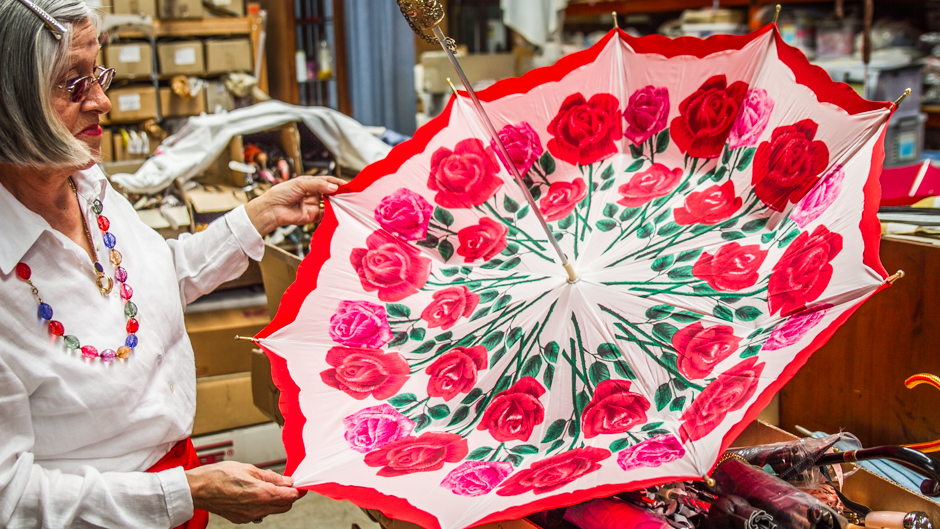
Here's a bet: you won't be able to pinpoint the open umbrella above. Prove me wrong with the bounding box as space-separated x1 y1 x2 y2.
255 16 899 529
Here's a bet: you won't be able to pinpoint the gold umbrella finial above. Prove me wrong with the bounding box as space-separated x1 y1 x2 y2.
773 5 781 25
894 88 913 108
396 0 455 52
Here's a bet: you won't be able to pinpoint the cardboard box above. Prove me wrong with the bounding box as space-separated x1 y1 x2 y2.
251 349 283 425
205 80 235 113
105 42 154 80
101 159 146 177
204 0 244 17
158 0 204 19
159 86 206 118
100 128 113 163
421 51 515 93
204 39 253 75
112 0 157 17
184 185 250 228
107 85 158 122
157 41 205 76
192 421 285 468
137 205 191 238
185 305 269 378
111 127 159 161
193 372 271 436
201 123 302 187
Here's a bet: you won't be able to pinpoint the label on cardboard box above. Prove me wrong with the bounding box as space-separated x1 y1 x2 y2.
118 94 141 112
175 48 197 65
118 46 141 63
213 0 232 5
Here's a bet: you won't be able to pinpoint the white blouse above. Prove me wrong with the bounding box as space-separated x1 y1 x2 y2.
0 166 264 528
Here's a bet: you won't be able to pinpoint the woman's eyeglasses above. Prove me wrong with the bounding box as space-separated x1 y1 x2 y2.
57 66 115 103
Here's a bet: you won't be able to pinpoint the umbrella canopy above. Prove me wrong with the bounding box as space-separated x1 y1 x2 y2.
256 26 894 529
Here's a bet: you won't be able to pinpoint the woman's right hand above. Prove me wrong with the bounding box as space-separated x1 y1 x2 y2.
185 461 306 524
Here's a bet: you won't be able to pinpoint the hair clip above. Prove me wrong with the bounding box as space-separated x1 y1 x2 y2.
14 0 67 40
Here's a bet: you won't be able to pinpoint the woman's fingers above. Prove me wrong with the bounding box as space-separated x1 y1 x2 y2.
187 462 306 524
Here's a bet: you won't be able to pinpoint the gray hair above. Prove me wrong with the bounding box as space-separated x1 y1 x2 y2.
0 0 100 168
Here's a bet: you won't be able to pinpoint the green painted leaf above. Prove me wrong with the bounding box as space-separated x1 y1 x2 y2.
461 388 483 404
671 311 703 324
779 228 801 248
655 208 672 225
548 439 566 453
414 414 431 432
411 340 436 354
542 364 554 389
530 187 542 201
494 376 513 394
667 265 694 280
470 307 491 321
721 231 746 241
386 304 411 318
478 290 499 303
500 257 522 270
466 446 494 461
388 393 417 407
742 217 770 233
416 235 439 249
761 232 776 244
697 173 713 185
558 214 574 230
603 203 619 218
542 419 567 443
489 346 507 368
553 232 564 241
637 223 654 239
410 328 426 341
428 404 450 420
641 422 664 432
626 159 645 172
502 242 520 256
438 239 455 261
447 406 471 426
654 383 673 412
722 147 732 165
737 147 756 171
676 248 703 262
652 322 679 343
653 196 670 207
435 331 454 342
629 143 643 159
440 267 459 277
517 205 530 220
434 207 454 227
540 151 556 175
510 444 539 455
493 294 512 311
646 429 670 437
597 343 621 360
521 356 543 378
721 219 738 230
735 306 762 322
651 255 675 273
746 328 765 340
713 166 729 182
506 453 525 467
504 195 520 213
713 305 734 322
596 219 618 232
673 377 688 391
600 179 616 191
481 258 504 270
693 283 717 295
567 420 579 438
544 341 560 362
506 327 524 348
482 330 505 351
613 360 636 379
600 164 616 180
610 438 632 452
435 342 452 355
620 207 641 222
388 331 409 347
657 222 683 237
741 344 763 358
670 396 687 412
655 128 670 154
589 362 611 386
460 267 472 275
575 390 590 415
646 304 673 320
661 352 679 371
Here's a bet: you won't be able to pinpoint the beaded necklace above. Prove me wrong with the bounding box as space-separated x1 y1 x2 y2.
15 177 139 362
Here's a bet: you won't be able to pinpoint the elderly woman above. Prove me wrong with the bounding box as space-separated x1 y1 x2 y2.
0 0 344 527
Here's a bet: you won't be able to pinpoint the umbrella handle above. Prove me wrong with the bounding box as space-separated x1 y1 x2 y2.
901 374 940 453
815 446 940 496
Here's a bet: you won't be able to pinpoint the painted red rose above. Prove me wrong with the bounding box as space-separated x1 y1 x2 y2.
429 138 504 208
581 379 650 439
477 377 545 442
679 357 765 443
456 217 508 263
425 346 488 401
752 120 830 212
320 347 410 400
768 225 843 316
672 323 742 380
539 178 588 221
692 242 768 292
670 75 749 159
673 181 742 225
617 163 683 208
547 93 623 166
363 432 469 477
420 285 480 331
350 230 431 302
496 447 611 496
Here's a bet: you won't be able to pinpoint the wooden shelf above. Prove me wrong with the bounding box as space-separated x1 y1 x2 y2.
116 16 254 38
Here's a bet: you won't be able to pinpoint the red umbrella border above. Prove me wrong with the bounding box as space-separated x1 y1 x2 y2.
255 24 893 529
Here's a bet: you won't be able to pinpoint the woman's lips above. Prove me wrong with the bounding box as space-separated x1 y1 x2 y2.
77 125 102 137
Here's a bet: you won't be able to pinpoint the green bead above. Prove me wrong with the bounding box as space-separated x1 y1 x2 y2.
63 335 80 349
92 200 103 215
124 301 138 318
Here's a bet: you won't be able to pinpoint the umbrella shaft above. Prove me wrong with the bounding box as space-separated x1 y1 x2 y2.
431 26 576 282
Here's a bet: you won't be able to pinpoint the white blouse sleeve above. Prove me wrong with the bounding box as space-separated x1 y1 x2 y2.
165 205 265 306
0 357 194 529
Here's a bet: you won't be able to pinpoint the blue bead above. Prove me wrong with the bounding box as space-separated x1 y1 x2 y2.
125 334 138 348
94 262 104 273
37 303 53 320
103 232 116 249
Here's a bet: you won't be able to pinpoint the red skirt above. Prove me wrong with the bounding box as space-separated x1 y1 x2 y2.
146 439 209 529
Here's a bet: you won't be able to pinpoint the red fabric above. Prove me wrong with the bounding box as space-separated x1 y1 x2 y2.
145 439 209 529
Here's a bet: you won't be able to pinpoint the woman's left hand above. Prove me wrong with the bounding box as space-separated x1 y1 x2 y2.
245 175 346 236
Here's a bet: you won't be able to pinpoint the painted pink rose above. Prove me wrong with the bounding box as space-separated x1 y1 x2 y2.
752 119 830 212
497 447 611 496
426 346 488 401
374 188 434 241
350 230 431 302
727 89 775 150
548 93 623 166
679 357 765 443
364 432 469 477
692 242 768 292
624 85 670 146
478 377 545 443
429 138 504 208
671 75 749 159
329 300 393 349
617 435 686 471
791 165 846 228
456 217 508 263
320 347 410 401
581 379 650 439
763 304 833 351
491 122 544 177
617 163 683 208
343 404 415 453
674 181 742 225
539 177 587 221
768 225 843 316
672 322 742 380
440 460 514 497
420 285 480 331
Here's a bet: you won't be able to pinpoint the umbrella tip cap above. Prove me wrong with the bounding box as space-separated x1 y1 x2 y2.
773 5 781 25
703 475 716 488
887 270 905 284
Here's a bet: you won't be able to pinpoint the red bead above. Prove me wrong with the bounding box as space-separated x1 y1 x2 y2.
120 283 133 300
97 216 110 231
126 318 139 334
15 263 31 281
81 345 99 359
48 320 65 336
